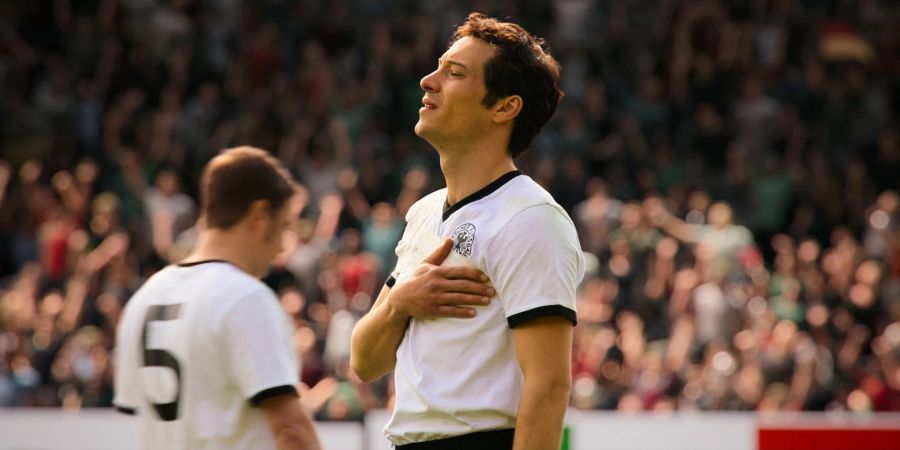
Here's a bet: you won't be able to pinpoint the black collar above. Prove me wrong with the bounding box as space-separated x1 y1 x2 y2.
442 170 522 221
176 259 232 268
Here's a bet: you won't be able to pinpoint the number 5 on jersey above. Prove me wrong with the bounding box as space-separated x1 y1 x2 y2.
141 303 183 421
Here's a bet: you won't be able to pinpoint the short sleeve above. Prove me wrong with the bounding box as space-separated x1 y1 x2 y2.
222 290 299 406
486 204 584 328
113 300 143 413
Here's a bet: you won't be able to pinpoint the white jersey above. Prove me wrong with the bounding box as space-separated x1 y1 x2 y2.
114 261 299 450
385 171 584 445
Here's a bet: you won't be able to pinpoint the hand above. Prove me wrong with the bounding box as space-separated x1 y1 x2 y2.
388 239 494 320
50 170 75 193
337 167 359 191
319 192 344 215
871 336 889 357
643 197 669 226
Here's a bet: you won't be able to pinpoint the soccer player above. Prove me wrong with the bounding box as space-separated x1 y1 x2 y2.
350 13 584 450
114 147 321 450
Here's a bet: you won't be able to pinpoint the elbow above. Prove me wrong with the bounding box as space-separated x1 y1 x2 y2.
528 374 572 403
349 322 397 383
355 371 379 384
545 378 572 412
349 352 381 384
351 366 382 384
550 376 572 400
349 360 371 383
349 336 373 383
270 423 306 449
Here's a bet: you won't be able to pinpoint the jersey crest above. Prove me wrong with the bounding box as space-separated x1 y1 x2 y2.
450 223 476 257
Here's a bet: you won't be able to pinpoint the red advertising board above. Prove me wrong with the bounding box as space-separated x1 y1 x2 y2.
758 414 900 450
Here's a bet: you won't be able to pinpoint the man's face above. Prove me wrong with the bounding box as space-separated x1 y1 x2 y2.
257 194 301 273
415 36 496 146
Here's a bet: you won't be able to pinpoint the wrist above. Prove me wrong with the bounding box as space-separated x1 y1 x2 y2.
383 291 411 324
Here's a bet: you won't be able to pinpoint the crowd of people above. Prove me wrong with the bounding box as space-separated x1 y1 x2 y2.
1 0 899 419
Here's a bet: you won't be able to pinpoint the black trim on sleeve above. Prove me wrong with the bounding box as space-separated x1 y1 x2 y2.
115 406 136 415
442 170 522 221
385 275 397 288
249 385 299 407
507 305 577 328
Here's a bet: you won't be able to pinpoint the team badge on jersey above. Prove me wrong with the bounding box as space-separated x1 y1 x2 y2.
450 223 476 257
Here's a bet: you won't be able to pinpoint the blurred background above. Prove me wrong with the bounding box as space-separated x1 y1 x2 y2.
0 0 899 426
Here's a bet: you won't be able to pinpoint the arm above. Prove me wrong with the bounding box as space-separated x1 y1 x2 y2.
786 336 816 410
259 394 322 450
223 291 321 447
873 336 900 390
483 205 582 450
838 324 870 371
348 284 408 382
350 239 494 382
512 316 573 450
644 197 695 243
313 193 343 242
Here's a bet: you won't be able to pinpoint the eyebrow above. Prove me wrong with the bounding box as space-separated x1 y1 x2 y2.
438 58 469 71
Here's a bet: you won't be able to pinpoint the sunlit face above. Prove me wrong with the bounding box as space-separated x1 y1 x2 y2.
415 36 497 149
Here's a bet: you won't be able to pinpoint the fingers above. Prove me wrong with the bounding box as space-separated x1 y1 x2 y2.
435 265 489 282
437 279 494 298
434 305 477 318
438 292 491 306
422 238 453 265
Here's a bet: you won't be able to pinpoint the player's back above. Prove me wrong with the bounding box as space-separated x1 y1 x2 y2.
114 261 298 450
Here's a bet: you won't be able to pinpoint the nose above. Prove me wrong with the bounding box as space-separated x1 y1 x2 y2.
420 69 440 93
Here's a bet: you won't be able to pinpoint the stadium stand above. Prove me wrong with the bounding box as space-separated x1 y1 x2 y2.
0 0 899 420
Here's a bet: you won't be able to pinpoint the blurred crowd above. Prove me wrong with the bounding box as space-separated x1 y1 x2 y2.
1 0 899 419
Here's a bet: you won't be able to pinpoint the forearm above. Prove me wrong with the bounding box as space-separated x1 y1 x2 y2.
272 413 321 450
659 214 694 243
513 379 570 450
263 396 323 450
876 350 900 390
350 239 492 382
350 292 409 382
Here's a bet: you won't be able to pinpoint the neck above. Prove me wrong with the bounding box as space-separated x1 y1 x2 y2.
436 137 517 205
183 227 260 278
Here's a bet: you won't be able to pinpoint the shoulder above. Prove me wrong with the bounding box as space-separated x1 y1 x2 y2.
494 203 579 249
122 266 176 309
492 176 576 235
216 269 279 312
153 263 277 309
215 272 285 336
483 178 582 268
190 262 272 295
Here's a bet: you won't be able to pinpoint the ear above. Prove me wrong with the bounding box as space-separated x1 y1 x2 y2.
246 199 272 228
196 215 207 231
491 95 523 124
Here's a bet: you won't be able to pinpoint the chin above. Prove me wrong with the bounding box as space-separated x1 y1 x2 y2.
415 122 440 143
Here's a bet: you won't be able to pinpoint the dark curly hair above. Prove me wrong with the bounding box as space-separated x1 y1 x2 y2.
452 13 563 157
